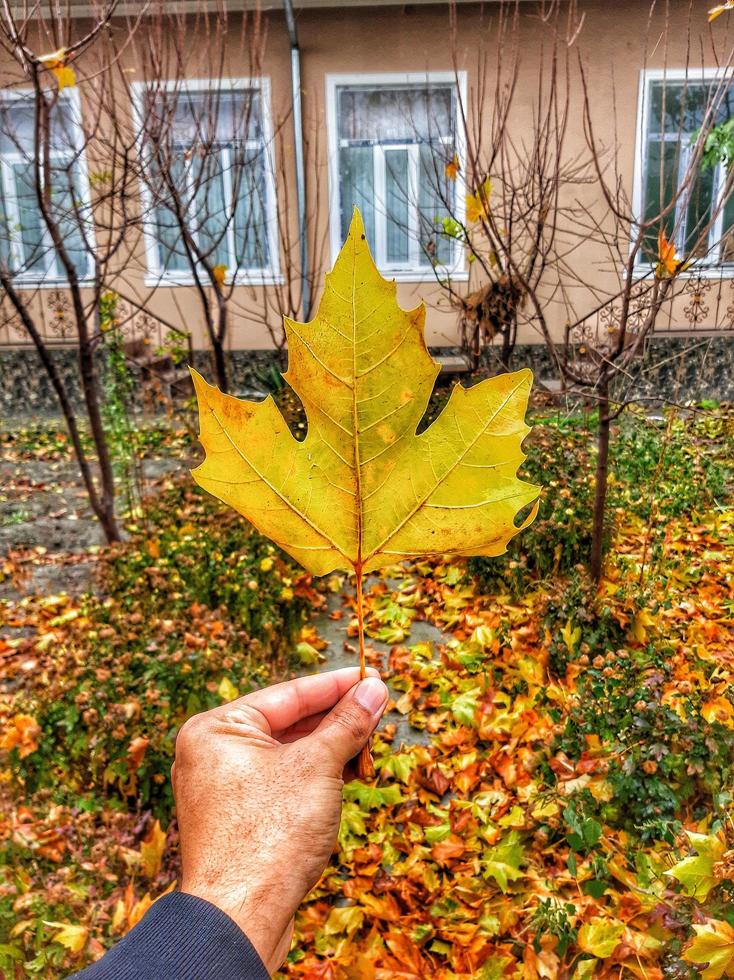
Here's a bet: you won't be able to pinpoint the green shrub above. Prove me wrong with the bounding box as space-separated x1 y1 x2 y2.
12 484 312 817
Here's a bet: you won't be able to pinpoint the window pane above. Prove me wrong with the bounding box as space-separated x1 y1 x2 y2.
642 138 679 261
12 161 46 273
643 78 734 263
338 86 453 142
192 152 230 268
684 164 716 256
339 145 375 247
721 188 734 263
49 163 88 277
384 149 409 264
233 150 270 269
154 156 188 273
418 142 452 266
0 180 10 269
170 89 260 144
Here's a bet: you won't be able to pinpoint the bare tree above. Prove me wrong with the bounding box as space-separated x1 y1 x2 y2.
379 0 734 579
539 8 734 580
129 4 327 393
359 1 590 371
0 2 151 543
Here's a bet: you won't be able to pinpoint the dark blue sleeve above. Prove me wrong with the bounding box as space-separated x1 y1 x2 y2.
68 890 270 979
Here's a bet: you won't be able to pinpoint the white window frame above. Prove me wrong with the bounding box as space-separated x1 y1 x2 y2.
326 71 468 282
131 76 282 287
0 86 95 287
632 67 734 279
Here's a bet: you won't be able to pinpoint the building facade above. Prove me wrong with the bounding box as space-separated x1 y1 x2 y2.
1 0 733 406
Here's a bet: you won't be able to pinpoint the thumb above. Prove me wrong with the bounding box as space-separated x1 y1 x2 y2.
309 676 388 771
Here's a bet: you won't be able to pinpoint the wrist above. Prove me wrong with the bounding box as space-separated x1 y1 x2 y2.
180 875 294 973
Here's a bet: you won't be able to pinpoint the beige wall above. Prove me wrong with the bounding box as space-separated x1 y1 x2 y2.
1 1 733 352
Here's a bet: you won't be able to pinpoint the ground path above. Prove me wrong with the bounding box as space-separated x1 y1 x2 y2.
305 583 442 748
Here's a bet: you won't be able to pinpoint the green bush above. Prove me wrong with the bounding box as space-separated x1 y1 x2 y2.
12 484 312 817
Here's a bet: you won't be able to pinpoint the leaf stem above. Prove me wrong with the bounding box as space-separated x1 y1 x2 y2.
355 562 366 680
354 562 375 780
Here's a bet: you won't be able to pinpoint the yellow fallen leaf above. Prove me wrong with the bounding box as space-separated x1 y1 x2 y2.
140 819 167 879
632 608 656 644
667 832 726 900
561 618 581 652
0 713 41 758
44 921 88 954
218 676 239 702
702 695 734 728
683 919 734 980
578 917 625 959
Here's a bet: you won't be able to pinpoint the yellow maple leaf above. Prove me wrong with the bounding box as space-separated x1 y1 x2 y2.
139 819 166 879
466 176 492 223
44 921 88 954
212 264 227 287
667 831 726 900
38 49 76 90
577 917 625 959
445 154 461 181
683 919 734 980
191 207 539 587
709 1 734 21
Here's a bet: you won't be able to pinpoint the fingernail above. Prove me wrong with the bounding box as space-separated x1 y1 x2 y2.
354 677 388 714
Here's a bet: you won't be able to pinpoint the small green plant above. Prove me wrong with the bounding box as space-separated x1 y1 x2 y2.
155 330 188 366
531 898 578 957
99 292 142 518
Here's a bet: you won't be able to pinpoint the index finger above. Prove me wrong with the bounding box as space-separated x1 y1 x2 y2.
219 666 380 735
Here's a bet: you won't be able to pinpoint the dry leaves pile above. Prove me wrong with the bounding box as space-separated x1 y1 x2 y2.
0 414 732 978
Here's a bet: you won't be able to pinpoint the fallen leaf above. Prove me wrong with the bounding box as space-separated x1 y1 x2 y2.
44 921 88 954
140 820 166 879
577 918 625 959
683 919 734 980
667 831 726 900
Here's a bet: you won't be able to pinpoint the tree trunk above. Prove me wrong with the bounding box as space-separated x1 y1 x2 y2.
77 328 121 544
212 336 229 393
2 276 119 543
211 296 229 393
499 312 517 372
590 371 610 582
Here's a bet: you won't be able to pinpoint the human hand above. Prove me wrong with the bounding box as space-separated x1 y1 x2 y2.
172 667 388 974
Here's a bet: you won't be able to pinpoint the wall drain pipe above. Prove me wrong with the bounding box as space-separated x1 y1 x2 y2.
283 0 310 321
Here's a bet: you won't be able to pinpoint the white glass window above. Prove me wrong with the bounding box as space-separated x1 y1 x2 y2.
138 82 277 281
638 73 734 266
331 78 462 275
0 92 92 283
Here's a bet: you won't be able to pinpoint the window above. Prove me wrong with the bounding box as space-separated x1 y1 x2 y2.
637 72 734 267
136 80 278 283
328 74 465 278
0 91 92 283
